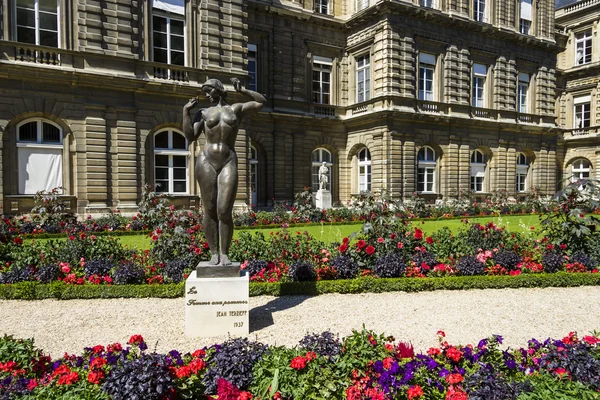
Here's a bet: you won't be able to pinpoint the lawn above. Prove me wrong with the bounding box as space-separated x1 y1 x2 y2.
112 214 543 250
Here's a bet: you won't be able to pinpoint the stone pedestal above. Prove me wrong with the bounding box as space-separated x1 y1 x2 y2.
185 267 249 337
315 189 332 210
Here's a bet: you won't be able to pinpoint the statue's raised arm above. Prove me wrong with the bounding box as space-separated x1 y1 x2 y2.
230 78 266 118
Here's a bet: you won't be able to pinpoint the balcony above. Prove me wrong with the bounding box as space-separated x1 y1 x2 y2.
556 0 600 16
311 104 338 118
1 41 206 90
563 126 600 140
416 100 448 114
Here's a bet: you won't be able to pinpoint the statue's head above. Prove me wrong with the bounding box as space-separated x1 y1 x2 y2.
201 78 228 103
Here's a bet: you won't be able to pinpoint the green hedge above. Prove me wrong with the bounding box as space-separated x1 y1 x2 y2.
1 272 599 300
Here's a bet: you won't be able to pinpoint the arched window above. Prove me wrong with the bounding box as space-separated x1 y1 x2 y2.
312 148 332 192
154 129 188 193
571 159 591 182
250 145 258 206
17 119 63 194
357 147 371 192
516 153 530 193
470 149 487 193
417 146 436 193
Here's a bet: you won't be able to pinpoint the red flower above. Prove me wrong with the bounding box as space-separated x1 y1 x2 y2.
560 244 567 250
446 347 462 363
57 372 79 385
426 236 434 244
305 351 317 361
407 385 424 399
397 242 404 249
446 373 464 384
365 246 375 255
189 358 206 373
383 357 394 369
427 347 441 356
583 335 599 345
290 356 307 370
342 237 350 244
13 237 22 245
413 228 423 240
396 341 415 359
340 243 349 253
90 357 106 370
357 240 366 249
128 334 144 345
87 370 104 384
238 392 253 400
377 237 385 243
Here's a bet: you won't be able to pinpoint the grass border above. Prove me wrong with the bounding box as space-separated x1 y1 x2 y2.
1 273 598 300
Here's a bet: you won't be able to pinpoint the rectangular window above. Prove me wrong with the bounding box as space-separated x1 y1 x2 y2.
574 95 591 129
417 167 435 193
418 53 435 101
356 0 368 11
470 176 484 192
472 63 486 107
312 56 332 104
575 31 592 65
315 0 329 14
516 174 526 192
420 0 435 8
152 9 185 66
520 0 532 34
16 0 59 47
248 44 257 91
356 54 370 103
474 0 486 22
518 73 529 113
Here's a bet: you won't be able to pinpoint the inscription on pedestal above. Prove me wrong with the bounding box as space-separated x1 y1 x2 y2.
185 271 249 337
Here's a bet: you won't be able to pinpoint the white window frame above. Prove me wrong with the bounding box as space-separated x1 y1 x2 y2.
248 44 257 91
357 147 371 193
152 10 186 66
250 145 258 206
519 0 532 34
417 146 436 193
474 0 486 22
470 150 486 193
154 130 189 194
472 63 487 108
575 30 592 66
16 118 64 195
418 53 436 101
356 54 370 103
312 148 332 192
573 95 591 129
15 0 60 47
571 159 591 182
312 56 332 104
518 73 529 113
315 0 330 14
516 153 529 193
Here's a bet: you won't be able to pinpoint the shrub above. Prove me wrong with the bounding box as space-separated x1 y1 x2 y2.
492 251 522 271
464 368 532 400
103 353 174 400
0 265 34 284
163 259 188 283
112 262 146 285
35 264 60 283
570 251 596 271
456 256 486 276
245 259 268 278
84 258 113 278
298 331 342 358
288 261 317 282
542 252 564 273
412 251 439 268
539 342 600 390
373 253 406 278
330 255 359 280
202 338 268 394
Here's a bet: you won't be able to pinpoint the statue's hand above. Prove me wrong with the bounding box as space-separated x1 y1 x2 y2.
231 78 243 92
184 97 199 110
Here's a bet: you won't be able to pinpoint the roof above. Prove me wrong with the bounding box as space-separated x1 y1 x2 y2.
555 0 581 9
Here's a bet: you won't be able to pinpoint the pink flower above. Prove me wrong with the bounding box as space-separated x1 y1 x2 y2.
377 237 385 243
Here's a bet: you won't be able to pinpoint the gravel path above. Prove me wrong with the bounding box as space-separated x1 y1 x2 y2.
0 287 599 357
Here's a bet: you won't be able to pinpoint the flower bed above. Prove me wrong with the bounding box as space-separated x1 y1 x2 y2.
1 329 599 399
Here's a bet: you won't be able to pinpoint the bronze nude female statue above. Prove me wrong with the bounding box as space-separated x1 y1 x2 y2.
183 78 266 266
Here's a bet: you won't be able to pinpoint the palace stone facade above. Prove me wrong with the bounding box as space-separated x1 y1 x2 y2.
0 0 595 214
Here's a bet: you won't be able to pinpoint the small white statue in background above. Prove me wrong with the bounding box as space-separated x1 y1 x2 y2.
319 162 329 190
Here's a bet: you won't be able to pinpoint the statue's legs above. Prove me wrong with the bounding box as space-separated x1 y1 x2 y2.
217 158 238 266
196 155 219 265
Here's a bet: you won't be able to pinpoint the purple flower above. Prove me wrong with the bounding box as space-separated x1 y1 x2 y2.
493 334 504 344
478 339 488 348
